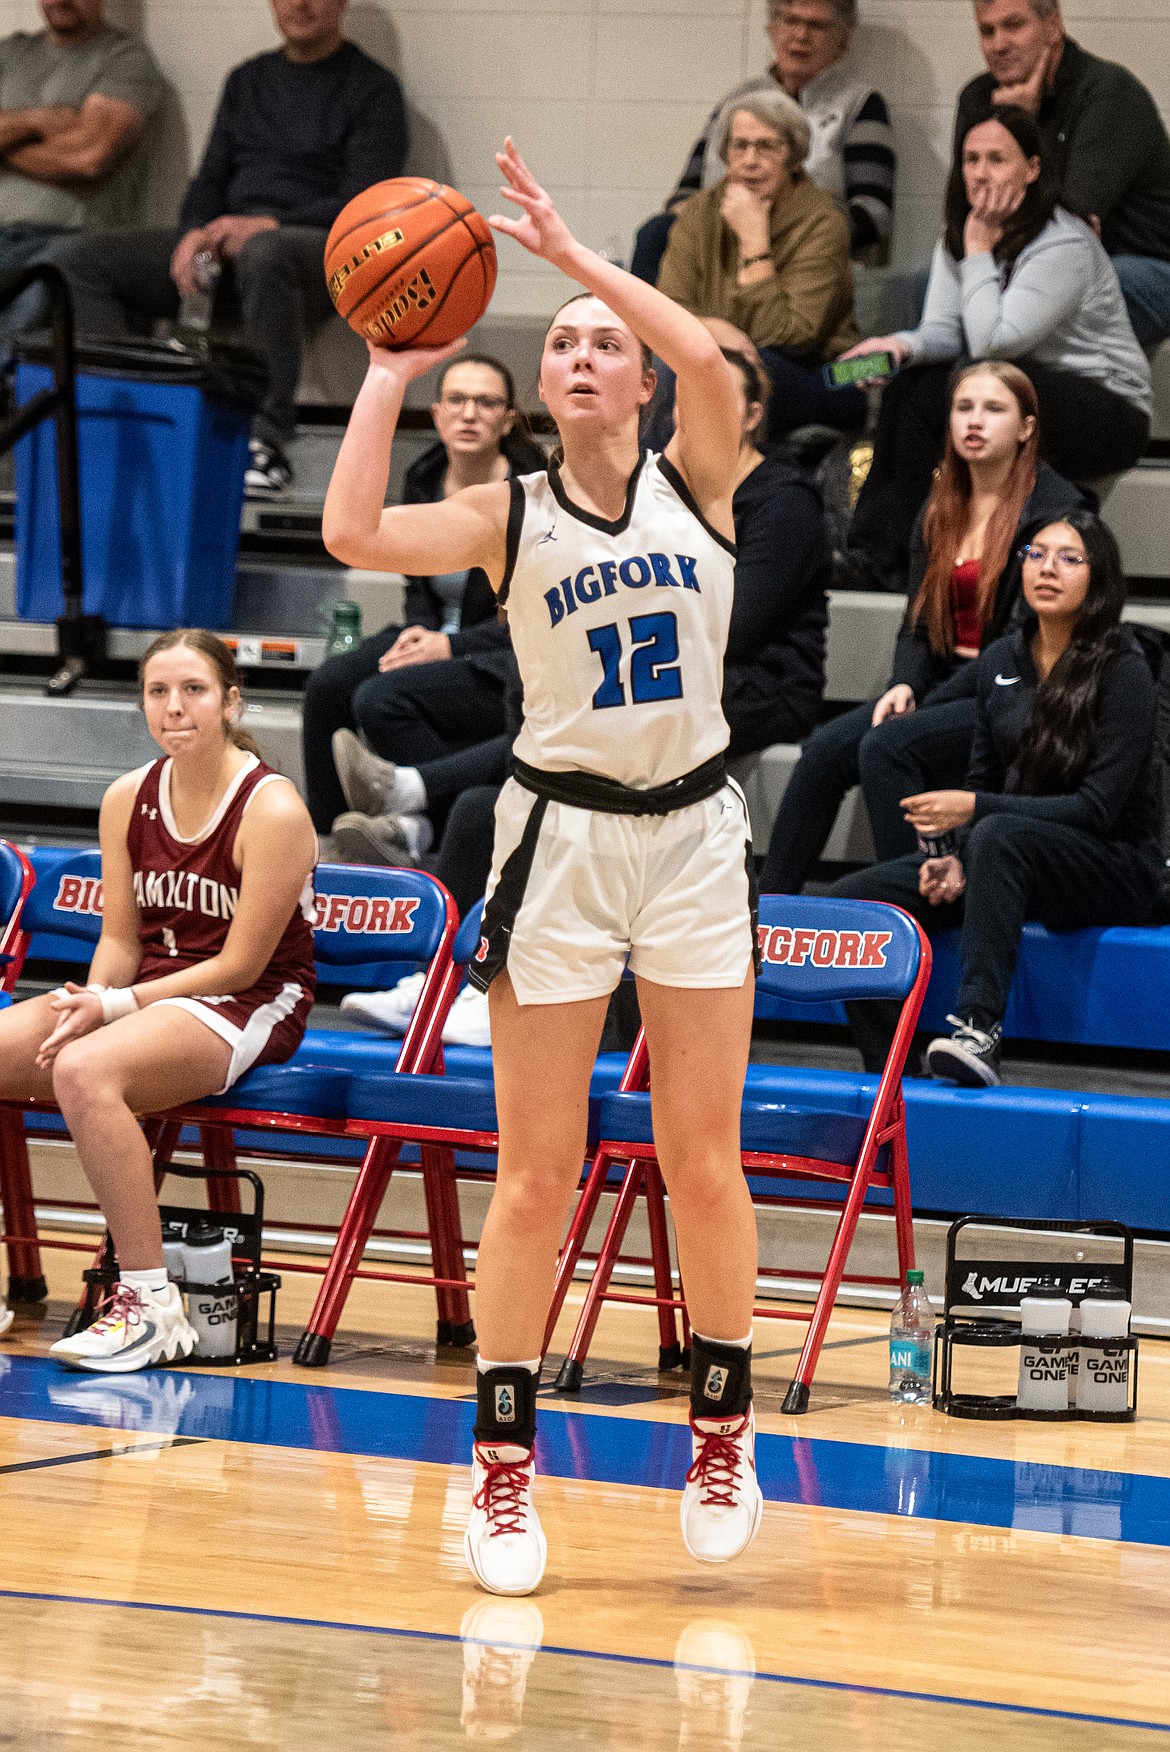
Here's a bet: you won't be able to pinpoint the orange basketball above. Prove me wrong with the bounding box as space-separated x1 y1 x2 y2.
324 177 497 350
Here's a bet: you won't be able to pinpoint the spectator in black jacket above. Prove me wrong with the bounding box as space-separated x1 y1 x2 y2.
761 362 1084 890
956 0 1170 346
721 347 829 756
304 352 545 855
831 510 1161 1084
55 0 408 491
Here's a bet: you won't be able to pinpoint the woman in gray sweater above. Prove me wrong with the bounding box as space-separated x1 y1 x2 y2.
840 106 1151 593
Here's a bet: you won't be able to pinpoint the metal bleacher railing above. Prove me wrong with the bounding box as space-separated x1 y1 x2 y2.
0 262 99 699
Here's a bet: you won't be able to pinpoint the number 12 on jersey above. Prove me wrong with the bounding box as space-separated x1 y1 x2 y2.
588 611 683 710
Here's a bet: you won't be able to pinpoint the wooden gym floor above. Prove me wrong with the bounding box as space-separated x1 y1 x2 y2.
1 1231 1169 1749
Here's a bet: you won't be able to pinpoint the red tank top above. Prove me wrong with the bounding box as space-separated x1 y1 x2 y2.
949 558 983 654
127 754 317 995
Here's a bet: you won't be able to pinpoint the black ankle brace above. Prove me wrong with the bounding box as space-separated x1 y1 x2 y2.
474 1364 539 1451
690 1334 753 1421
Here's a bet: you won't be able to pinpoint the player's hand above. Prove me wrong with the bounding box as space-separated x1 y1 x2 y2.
871 684 916 726
34 982 103 1070
919 855 965 905
901 789 976 833
489 137 577 267
379 628 451 671
364 335 466 386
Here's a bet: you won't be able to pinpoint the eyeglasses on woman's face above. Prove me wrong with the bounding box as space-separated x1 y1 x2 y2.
1020 543 1088 569
438 391 509 414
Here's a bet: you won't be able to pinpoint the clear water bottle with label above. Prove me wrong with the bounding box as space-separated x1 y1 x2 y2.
177 247 221 338
181 1222 238 1359
889 1269 934 1403
161 1221 186 1284
324 600 363 660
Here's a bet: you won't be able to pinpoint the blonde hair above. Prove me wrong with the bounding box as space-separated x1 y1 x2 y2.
138 628 263 758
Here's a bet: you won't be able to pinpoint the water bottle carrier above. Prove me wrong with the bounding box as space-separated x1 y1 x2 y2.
933 1215 1138 1422
80 1161 280 1367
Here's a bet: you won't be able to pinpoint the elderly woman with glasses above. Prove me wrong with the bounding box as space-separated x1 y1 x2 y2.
301 351 545 857
632 0 896 281
652 87 864 440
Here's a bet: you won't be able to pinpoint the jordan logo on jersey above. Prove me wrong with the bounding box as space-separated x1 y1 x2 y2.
544 551 700 627
757 925 892 969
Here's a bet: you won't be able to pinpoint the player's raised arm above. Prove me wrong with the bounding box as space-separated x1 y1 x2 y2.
489 136 740 510
322 339 511 584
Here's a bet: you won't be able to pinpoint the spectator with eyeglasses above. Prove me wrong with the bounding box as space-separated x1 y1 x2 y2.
301 353 545 858
760 360 1086 892
631 0 894 287
829 510 1162 1086
652 88 863 441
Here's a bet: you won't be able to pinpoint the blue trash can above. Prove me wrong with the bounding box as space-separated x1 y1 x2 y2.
14 338 262 631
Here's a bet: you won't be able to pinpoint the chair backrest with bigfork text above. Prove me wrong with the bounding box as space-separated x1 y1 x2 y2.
755 893 924 1007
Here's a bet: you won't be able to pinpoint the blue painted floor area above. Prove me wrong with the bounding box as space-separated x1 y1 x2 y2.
2 1354 1167 1548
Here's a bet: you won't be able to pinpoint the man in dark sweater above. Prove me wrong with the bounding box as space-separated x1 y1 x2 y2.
55 0 408 490
955 0 1170 347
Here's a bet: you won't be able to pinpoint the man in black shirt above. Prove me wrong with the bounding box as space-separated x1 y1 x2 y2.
954 0 1170 348
56 0 408 490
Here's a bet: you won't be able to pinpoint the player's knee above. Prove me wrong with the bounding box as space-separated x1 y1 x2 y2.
50 1038 108 1113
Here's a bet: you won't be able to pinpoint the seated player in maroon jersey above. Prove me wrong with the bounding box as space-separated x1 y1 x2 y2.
0 629 318 1374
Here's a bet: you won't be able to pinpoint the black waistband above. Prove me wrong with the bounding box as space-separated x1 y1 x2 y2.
513 754 728 817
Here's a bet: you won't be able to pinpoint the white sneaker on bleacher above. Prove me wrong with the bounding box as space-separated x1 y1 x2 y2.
0 1290 12 1339
49 1281 196 1374
340 971 426 1035
465 1442 547 1596
680 1407 763 1564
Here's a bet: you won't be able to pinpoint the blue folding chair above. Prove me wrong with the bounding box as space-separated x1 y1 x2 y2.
547 895 931 1412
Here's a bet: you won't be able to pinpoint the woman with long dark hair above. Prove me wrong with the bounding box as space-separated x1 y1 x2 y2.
301 351 545 851
839 105 1151 593
830 510 1161 1084
760 360 1084 892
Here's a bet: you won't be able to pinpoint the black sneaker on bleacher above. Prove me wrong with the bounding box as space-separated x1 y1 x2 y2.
925 1015 1003 1087
244 439 293 496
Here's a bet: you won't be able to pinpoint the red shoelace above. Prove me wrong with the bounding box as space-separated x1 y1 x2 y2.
473 1452 532 1538
686 1411 751 1507
90 1284 144 1335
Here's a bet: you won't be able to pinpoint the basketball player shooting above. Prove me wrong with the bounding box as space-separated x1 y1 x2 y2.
323 139 762 1596
0 630 318 1374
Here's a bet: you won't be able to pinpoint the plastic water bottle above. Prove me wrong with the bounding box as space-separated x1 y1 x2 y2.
889 1269 934 1403
1075 1291 1132 1416
181 1222 238 1359
324 600 363 659
177 248 222 337
1017 1280 1072 1416
161 1222 186 1284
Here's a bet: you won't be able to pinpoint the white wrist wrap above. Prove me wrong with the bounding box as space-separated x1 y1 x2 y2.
97 987 138 1024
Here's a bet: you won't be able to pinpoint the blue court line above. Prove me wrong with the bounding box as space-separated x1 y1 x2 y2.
0 1586 1165 1734
3 1354 1169 1547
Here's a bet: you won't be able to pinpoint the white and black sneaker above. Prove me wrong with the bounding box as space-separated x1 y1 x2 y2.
925 1014 1003 1087
244 439 293 496
49 1281 197 1374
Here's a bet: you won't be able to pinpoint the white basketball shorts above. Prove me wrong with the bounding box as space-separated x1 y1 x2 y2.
469 777 756 1005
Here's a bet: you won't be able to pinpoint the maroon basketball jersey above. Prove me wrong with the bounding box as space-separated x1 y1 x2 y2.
127 755 316 996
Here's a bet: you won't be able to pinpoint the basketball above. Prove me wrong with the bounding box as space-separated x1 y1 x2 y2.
324 177 497 350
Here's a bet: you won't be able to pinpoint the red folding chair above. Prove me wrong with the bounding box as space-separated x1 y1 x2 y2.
0 853 467 1338
545 895 931 1412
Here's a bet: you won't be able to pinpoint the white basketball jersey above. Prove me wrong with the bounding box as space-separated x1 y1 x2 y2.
502 453 736 788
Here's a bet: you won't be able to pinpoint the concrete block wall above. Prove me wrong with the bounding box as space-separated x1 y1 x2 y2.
0 0 1163 320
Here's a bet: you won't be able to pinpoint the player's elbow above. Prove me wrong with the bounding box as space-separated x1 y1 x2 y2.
321 511 367 568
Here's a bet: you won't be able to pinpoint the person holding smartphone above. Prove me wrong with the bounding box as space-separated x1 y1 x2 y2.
829 512 1161 1085
837 105 1150 594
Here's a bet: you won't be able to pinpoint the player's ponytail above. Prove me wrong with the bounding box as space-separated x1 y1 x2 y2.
138 628 266 759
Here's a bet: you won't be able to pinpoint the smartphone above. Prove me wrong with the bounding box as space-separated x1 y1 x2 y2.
823 351 897 389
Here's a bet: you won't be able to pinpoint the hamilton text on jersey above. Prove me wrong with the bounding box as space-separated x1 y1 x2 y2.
133 867 239 920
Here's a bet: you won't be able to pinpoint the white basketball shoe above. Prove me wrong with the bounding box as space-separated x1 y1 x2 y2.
464 1443 547 1596
49 1281 197 1374
680 1407 763 1564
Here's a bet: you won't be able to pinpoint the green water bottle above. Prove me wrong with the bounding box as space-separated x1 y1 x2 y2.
324 600 362 659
